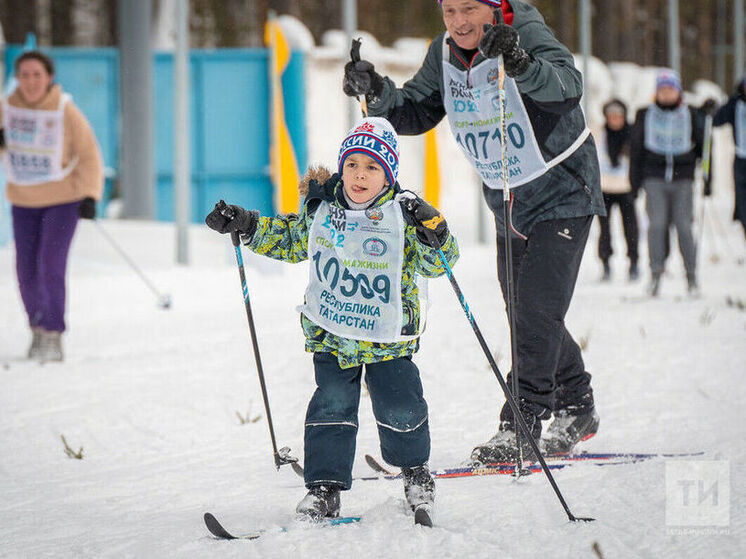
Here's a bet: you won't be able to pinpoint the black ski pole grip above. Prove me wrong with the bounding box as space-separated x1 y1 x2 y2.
350 37 362 63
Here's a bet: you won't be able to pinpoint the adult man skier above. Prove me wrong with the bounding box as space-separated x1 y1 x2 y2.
342 0 604 462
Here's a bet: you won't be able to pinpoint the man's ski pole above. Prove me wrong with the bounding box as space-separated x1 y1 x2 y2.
222 204 298 470
413 218 593 523
495 6 525 475
350 38 369 117
92 219 172 309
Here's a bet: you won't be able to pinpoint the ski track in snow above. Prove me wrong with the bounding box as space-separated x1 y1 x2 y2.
1 197 744 558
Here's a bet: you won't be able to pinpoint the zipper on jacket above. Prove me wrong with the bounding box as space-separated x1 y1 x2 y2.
447 41 480 89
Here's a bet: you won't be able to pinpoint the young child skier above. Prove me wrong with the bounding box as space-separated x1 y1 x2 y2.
205 117 459 525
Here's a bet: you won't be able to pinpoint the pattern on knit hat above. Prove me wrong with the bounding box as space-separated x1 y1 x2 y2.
338 117 400 186
437 0 502 7
656 68 682 92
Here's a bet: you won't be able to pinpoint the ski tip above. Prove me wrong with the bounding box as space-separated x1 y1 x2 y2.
364 454 395 475
204 512 238 540
414 505 433 528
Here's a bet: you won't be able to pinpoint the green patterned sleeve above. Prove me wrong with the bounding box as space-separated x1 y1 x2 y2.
246 206 312 263
408 226 460 278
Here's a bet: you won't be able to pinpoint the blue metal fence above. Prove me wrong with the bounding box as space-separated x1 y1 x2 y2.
2 45 307 224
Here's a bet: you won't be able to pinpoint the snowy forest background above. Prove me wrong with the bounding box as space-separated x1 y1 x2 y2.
0 0 743 91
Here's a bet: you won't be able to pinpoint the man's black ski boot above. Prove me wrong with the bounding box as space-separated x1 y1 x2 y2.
470 400 544 465
296 484 341 521
543 394 600 456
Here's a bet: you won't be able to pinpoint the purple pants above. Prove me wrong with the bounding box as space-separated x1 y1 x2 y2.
12 201 80 332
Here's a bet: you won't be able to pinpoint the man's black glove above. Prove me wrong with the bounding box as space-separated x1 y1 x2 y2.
343 60 384 99
205 200 259 238
78 197 96 219
402 196 449 247
700 98 718 117
478 10 531 78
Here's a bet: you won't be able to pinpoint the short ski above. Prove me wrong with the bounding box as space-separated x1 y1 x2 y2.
365 453 394 475
291 462 304 478
204 512 361 541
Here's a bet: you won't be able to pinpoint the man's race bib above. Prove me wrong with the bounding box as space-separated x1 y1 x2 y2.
441 34 590 190
300 200 419 343
2 94 76 185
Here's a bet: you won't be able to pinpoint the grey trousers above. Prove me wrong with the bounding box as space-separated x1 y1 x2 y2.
643 177 697 278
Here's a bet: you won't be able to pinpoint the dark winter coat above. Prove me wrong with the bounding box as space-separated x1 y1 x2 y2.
713 82 746 159
365 0 604 237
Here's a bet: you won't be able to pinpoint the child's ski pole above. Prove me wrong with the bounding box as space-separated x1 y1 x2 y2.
220 202 298 470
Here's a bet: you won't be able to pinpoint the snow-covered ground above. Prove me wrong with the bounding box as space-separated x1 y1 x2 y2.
1 184 745 558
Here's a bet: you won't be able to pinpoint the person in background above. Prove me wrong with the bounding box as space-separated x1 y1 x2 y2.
0 51 103 362
596 99 639 281
713 76 746 238
629 69 710 297
342 0 604 462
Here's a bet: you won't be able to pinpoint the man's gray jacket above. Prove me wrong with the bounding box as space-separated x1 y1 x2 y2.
367 0 605 236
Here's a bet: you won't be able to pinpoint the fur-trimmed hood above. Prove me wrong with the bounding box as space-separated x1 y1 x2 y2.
298 164 333 197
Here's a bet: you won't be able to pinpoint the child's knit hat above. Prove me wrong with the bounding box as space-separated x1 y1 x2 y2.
338 117 400 186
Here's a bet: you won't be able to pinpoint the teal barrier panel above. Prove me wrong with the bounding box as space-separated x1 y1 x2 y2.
154 49 307 222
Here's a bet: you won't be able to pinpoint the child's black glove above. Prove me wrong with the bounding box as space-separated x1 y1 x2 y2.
478 10 531 77
205 200 259 238
402 196 449 248
343 60 384 98
78 197 96 219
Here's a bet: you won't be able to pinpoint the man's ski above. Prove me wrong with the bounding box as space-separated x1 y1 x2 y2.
203 512 361 541
362 451 704 480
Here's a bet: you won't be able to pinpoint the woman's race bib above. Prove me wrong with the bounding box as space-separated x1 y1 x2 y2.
597 129 631 194
2 93 77 185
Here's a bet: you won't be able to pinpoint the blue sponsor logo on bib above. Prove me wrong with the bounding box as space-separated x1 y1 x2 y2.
363 237 387 257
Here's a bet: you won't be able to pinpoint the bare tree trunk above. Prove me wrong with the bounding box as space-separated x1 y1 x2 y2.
620 0 638 62
558 0 576 52
595 0 617 61
51 0 75 46
274 0 300 17
0 0 37 44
